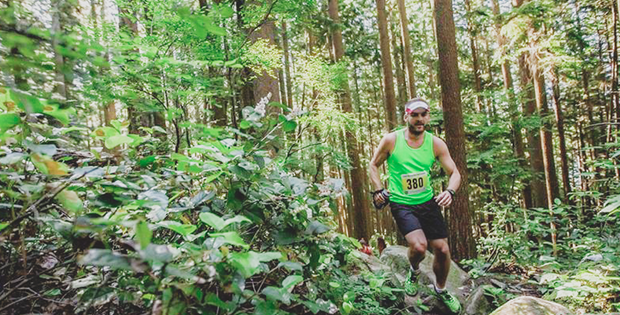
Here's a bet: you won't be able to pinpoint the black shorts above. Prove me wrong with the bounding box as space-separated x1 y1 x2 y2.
390 198 448 240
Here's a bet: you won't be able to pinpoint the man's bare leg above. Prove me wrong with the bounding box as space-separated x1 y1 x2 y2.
404 230 427 269
429 238 451 288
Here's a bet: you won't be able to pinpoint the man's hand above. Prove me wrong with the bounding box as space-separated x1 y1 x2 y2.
372 189 390 209
434 190 453 207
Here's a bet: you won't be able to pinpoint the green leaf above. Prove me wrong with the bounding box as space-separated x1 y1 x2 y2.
200 212 250 231
199 212 224 230
305 221 330 235
138 244 177 262
342 301 354 315
229 251 283 278
282 275 303 290
139 155 157 167
78 249 131 270
157 221 197 237
135 221 152 249
239 120 251 129
219 6 234 18
31 153 69 175
277 261 303 272
601 194 620 214
209 231 249 249
110 120 123 130
262 286 292 305
223 215 251 228
204 171 223 183
11 90 44 114
105 135 135 149
55 189 83 212
205 23 227 36
42 103 75 125
0 152 26 165
44 288 61 296
127 134 145 146
283 120 297 132
0 113 20 133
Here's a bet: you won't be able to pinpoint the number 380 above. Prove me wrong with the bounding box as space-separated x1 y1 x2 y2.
407 178 424 190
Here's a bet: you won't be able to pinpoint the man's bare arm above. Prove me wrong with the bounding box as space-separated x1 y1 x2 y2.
369 134 394 192
433 137 461 206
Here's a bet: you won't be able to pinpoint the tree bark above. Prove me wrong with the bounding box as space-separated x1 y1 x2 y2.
391 19 408 107
518 53 548 208
376 0 398 130
329 0 371 241
464 0 483 113
51 0 69 100
513 0 547 208
433 0 476 260
282 21 293 108
551 69 571 203
396 0 416 98
249 20 281 108
491 0 531 208
529 46 560 205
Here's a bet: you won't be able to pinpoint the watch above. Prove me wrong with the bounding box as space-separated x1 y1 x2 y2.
447 189 456 198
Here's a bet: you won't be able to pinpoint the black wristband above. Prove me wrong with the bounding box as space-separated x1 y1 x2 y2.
447 189 456 198
371 188 386 196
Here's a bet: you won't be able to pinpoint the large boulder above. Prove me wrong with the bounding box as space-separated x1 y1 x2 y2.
462 285 497 315
380 245 470 314
356 251 391 273
379 245 470 297
489 296 574 315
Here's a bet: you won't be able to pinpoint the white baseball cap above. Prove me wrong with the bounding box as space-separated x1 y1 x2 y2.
404 99 429 115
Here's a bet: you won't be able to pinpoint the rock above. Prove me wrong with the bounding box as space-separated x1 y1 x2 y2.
379 245 469 298
463 285 495 315
489 279 507 289
489 296 574 315
357 251 391 273
380 245 470 314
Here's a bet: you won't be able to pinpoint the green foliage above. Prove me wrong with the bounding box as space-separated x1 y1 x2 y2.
318 265 404 315
477 197 620 312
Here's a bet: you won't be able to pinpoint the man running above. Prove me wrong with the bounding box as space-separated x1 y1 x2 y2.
368 98 461 314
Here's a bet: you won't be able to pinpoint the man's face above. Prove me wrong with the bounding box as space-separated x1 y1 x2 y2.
405 108 430 135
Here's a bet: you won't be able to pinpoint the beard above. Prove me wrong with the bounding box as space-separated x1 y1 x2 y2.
408 122 425 135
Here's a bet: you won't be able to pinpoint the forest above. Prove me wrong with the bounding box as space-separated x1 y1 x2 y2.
0 0 619 314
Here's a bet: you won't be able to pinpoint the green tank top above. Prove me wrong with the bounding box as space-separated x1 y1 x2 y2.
387 130 435 205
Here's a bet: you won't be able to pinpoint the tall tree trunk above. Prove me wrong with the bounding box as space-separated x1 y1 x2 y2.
391 19 408 107
519 55 547 207
433 0 476 260
118 0 143 135
529 48 560 203
491 0 531 208
329 0 371 241
51 0 69 100
464 0 483 113
396 0 416 97
249 21 281 108
282 21 293 108
514 0 547 208
529 34 559 253
551 69 571 203
422 2 436 99
376 0 398 130
613 0 620 138
573 1 595 196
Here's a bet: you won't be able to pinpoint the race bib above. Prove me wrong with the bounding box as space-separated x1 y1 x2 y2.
401 171 428 195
